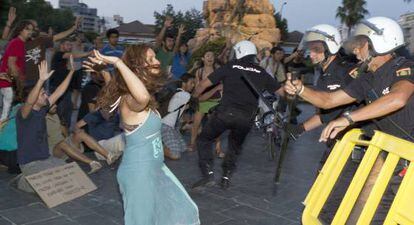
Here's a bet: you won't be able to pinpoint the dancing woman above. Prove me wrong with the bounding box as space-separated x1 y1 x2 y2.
91 45 200 225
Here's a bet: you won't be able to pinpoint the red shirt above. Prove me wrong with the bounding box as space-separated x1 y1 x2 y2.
0 37 26 88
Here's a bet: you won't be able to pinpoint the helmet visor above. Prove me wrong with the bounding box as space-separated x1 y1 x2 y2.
354 20 384 37
343 35 369 54
304 29 339 45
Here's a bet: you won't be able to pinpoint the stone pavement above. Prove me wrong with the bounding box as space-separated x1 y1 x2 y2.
0 103 327 225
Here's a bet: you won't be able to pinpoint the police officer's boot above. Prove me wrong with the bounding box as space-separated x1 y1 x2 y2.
192 164 215 189
220 170 232 190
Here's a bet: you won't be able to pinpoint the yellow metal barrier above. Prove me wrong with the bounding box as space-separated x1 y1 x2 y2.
302 129 414 225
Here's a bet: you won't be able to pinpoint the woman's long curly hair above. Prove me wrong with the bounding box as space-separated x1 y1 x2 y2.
10 20 33 40
96 44 166 111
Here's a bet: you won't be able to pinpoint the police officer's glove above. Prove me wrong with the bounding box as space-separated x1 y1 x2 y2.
287 123 305 141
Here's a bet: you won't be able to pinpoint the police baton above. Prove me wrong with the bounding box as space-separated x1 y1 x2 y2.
273 68 302 183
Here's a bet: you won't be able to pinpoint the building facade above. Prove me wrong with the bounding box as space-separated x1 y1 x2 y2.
101 15 124 33
59 0 101 33
399 12 414 54
114 20 155 44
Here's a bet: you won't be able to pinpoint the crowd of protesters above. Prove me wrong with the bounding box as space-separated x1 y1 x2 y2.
0 8 124 180
1 5 413 225
0 6 308 196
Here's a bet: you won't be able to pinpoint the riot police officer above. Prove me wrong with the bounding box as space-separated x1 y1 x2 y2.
285 17 414 224
192 40 284 189
286 17 414 142
288 24 359 140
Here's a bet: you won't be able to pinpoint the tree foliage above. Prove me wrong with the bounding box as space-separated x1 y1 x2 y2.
274 12 288 41
336 0 369 37
1 0 75 34
84 31 99 43
154 4 204 43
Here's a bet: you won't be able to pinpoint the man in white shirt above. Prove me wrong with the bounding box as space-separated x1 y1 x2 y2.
259 46 286 82
161 73 195 159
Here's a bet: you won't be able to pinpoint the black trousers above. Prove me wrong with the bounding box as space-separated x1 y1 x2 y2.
0 150 20 174
56 90 73 128
197 106 254 176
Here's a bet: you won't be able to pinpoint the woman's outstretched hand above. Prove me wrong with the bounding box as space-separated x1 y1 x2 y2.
92 50 122 66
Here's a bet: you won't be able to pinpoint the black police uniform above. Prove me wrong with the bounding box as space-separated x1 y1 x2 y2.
289 57 359 147
321 56 414 225
196 56 281 184
316 57 358 124
343 56 414 140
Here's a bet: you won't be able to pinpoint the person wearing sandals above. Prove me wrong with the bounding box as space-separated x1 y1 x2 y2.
190 51 224 158
91 46 200 225
46 104 119 174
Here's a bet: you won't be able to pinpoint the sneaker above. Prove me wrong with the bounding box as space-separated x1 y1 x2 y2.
192 172 215 189
220 176 230 189
220 170 232 189
88 161 102 174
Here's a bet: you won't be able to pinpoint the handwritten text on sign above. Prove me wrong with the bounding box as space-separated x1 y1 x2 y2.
25 162 97 208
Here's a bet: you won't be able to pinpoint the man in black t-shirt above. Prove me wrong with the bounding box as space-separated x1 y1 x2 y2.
24 18 81 89
50 39 90 134
192 40 284 189
77 72 105 121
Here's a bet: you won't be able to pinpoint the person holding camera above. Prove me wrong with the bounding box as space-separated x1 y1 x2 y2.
192 40 284 189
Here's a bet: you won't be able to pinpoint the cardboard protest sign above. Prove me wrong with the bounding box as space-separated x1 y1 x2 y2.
26 162 97 208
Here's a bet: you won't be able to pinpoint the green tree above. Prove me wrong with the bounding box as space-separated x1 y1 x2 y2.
154 4 204 43
1 0 75 33
274 12 288 41
84 31 99 43
336 0 369 37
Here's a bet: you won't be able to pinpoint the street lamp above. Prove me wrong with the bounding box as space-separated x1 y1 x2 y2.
279 1 287 19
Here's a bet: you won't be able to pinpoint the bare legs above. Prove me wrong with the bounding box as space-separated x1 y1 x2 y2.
51 130 121 173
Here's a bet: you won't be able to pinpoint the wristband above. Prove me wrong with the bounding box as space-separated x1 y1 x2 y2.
297 85 305 95
342 111 354 125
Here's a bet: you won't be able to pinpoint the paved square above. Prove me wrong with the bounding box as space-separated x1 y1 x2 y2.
0 104 326 225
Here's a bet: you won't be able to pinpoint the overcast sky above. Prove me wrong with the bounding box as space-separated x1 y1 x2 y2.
48 0 413 32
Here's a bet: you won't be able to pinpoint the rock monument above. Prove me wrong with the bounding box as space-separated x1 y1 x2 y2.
188 0 281 51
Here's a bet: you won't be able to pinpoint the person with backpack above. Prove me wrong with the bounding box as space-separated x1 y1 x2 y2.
161 73 195 160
